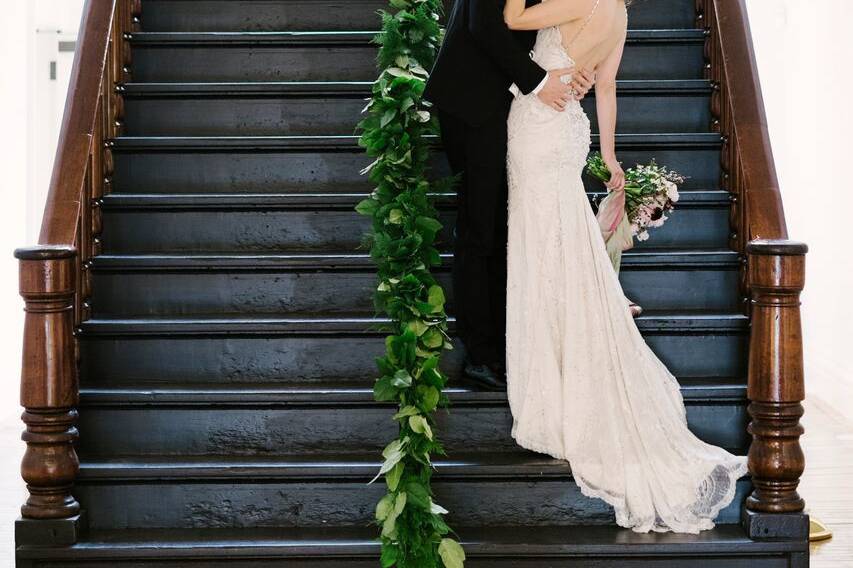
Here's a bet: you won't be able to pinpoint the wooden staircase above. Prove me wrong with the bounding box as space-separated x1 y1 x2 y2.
14 0 811 566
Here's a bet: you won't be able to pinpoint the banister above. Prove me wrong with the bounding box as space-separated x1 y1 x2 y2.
38 0 116 247
697 0 809 539
14 0 139 544
710 0 787 241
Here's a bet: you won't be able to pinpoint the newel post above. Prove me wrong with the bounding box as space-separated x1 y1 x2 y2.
742 239 809 540
14 245 84 544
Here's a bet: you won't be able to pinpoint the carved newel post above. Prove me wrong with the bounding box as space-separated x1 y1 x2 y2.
14 246 80 526
744 239 809 539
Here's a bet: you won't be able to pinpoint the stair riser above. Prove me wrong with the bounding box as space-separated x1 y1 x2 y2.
13 556 806 568
90 267 741 317
75 401 748 457
140 0 699 32
123 94 712 137
131 42 704 83
80 333 746 385
72 479 748 530
112 147 720 193
100 205 730 253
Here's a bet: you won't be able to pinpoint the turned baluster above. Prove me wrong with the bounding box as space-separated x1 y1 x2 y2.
14 246 80 521
744 239 809 538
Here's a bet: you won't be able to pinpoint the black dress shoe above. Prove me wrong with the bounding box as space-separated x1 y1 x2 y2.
463 361 506 391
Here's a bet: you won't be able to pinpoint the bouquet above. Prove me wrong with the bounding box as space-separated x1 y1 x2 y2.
586 152 685 272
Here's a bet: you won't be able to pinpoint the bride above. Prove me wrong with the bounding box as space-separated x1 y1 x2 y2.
502 0 748 533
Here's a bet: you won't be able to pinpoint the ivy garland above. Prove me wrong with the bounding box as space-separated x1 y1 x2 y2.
355 0 465 567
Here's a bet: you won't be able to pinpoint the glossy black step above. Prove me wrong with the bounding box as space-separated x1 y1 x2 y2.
75 377 748 459
139 0 700 32
122 80 713 136
99 188 731 254
78 313 748 386
20 525 808 568
89 249 741 316
111 133 721 194
68 451 749 529
129 30 706 82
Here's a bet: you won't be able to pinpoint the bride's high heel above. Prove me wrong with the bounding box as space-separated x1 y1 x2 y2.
627 298 643 318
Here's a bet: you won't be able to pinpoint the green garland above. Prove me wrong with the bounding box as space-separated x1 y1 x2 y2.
355 0 465 566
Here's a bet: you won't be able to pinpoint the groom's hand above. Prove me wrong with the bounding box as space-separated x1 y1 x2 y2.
537 68 575 111
570 68 596 101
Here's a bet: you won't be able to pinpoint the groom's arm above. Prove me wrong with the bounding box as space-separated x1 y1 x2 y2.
467 0 547 95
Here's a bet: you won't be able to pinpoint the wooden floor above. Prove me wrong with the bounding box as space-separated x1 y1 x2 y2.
799 352 853 566
0 359 848 566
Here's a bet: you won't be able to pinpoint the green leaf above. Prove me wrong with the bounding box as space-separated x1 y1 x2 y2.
407 319 428 336
382 437 407 460
355 197 380 216
394 491 407 515
380 108 397 128
380 545 399 568
404 480 431 510
427 285 445 312
409 415 433 440
393 405 420 420
386 461 404 492
438 538 466 568
416 215 442 234
429 499 449 515
388 208 404 224
391 369 413 388
373 375 398 402
417 385 440 412
422 328 443 349
375 493 394 521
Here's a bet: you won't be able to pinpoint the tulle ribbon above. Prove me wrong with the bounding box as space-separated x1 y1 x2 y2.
596 189 634 274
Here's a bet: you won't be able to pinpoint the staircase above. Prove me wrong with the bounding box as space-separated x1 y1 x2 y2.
14 0 811 566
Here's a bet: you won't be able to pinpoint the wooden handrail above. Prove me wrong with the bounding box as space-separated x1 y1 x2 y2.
38 0 116 246
697 0 808 535
14 0 139 536
711 0 787 241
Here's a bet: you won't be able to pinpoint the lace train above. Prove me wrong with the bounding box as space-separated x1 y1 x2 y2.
505 27 747 534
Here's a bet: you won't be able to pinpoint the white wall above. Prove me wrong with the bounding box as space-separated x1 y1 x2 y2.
745 0 853 395
0 0 85 423
0 3 84 561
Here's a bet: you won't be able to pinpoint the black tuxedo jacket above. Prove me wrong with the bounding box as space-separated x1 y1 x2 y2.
425 0 546 126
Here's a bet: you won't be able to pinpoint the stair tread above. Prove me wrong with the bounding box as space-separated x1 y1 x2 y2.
111 132 723 150
90 248 740 271
77 451 577 480
77 449 752 481
128 29 705 45
122 79 713 96
78 376 747 405
99 189 731 209
77 311 749 336
17 525 805 558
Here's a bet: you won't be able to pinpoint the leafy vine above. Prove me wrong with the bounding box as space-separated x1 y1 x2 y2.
356 0 465 566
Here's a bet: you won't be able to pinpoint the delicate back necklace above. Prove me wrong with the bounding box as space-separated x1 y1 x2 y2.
565 0 602 49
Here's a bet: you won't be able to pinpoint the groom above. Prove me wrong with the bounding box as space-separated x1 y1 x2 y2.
424 0 595 389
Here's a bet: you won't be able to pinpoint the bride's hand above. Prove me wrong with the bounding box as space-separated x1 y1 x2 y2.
604 156 625 192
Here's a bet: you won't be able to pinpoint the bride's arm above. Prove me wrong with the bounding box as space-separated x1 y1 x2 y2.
504 0 594 31
595 29 627 191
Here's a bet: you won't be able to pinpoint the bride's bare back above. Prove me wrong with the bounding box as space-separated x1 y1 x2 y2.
558 0 628 71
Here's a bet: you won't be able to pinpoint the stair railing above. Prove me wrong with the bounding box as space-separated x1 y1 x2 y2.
13 0 139 543
697 0 809 539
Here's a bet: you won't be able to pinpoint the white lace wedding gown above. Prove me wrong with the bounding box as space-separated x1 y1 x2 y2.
505 26 748 534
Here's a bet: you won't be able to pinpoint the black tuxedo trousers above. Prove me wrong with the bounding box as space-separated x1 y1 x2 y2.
438 102 513 366
425 0 545 365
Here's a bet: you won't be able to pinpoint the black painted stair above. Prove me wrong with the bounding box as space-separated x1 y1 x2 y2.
17 0 809 566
